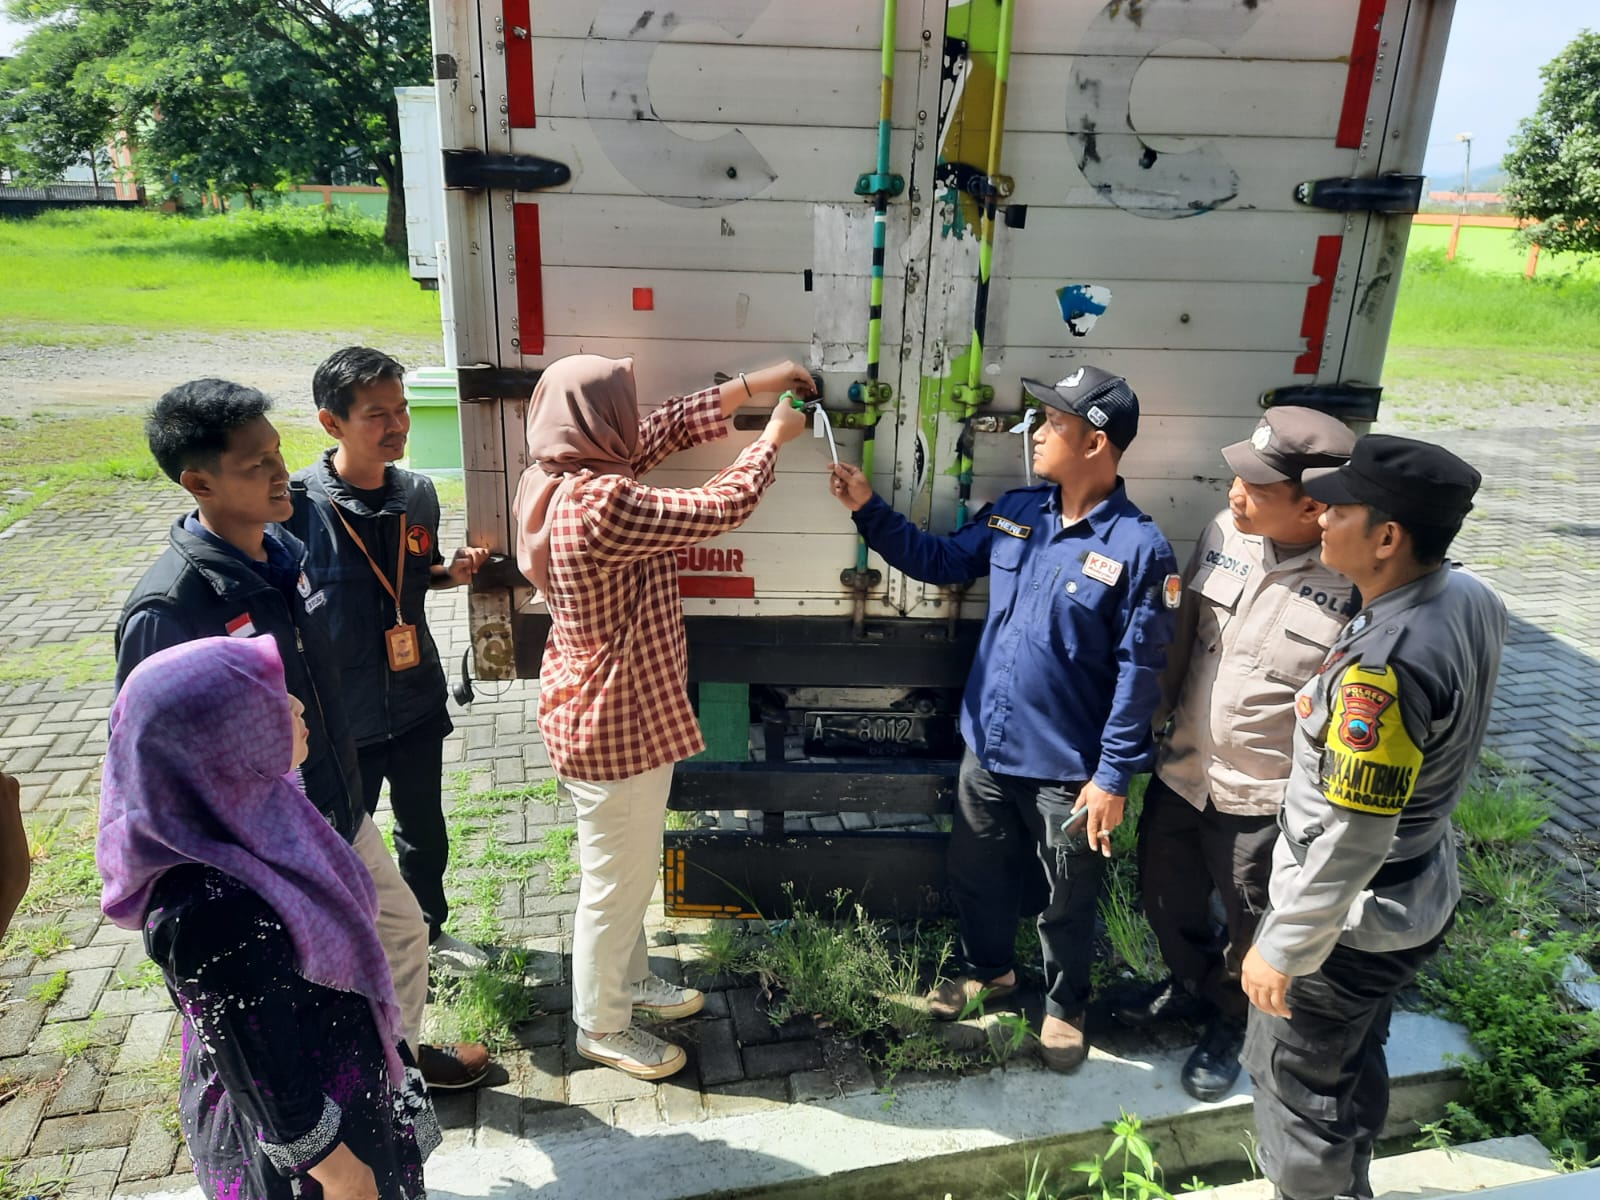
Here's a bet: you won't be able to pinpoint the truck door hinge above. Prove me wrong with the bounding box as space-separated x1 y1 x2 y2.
1261 383 1383 423
1293 174 1423 215
442 149 570 191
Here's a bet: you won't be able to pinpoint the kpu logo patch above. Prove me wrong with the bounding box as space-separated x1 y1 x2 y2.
405 524 433 557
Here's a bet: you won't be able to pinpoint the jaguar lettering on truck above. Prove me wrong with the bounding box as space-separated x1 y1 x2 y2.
676 546 753 599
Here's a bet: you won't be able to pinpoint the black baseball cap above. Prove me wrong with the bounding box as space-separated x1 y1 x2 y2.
1222 406 1355 485
1020 366 1140 451
1302 434 1481 528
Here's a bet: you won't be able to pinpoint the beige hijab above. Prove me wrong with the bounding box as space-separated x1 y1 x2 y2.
514 355 641 592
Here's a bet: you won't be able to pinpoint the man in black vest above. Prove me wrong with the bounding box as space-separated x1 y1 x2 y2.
283 347 488 977
116 378 489 1090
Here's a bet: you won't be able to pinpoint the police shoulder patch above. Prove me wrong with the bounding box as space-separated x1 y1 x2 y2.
1323 662 1423 816
987 514 1032 539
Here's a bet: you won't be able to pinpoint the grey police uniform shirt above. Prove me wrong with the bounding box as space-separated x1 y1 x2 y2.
1156 512 1356 816
1253 564 1507 977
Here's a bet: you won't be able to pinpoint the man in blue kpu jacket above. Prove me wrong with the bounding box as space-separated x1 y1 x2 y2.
829 366 1179 1071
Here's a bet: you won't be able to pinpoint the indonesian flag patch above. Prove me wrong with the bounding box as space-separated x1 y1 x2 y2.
224 613 256 638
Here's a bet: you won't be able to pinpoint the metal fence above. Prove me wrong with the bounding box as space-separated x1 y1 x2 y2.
0 183 121 202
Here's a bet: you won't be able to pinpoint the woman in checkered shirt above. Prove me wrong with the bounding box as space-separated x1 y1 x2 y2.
515 354 813 1080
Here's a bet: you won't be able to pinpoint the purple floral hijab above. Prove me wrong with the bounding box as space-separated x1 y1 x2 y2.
98 636 407 1086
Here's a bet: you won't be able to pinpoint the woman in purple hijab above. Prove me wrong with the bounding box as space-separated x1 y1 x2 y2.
98 636 438 1200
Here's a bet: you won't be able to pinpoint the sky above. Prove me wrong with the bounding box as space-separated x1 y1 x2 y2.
0 1 1593 184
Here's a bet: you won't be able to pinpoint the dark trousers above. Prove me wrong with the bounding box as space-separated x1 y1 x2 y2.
358 734 449 941
946 749 1104 1021
1242 922 1450 1200
1136 773 1279 1020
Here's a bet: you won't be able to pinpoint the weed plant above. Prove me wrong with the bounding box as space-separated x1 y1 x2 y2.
1420 766 1600 1162
426 951 539 1052
31 971 68 1006
0 1154 74 1200
688 888 961 1078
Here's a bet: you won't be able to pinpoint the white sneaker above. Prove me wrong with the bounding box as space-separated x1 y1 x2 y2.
630 973 705 1021
576 1023 687 1080
430 931 492 976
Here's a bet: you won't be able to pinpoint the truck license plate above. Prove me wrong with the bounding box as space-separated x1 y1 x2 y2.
804 711 935 756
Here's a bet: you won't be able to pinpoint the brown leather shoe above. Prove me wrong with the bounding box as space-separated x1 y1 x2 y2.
1039 1014 1088 1073
417 1041 492 1090
926 975 1018 1021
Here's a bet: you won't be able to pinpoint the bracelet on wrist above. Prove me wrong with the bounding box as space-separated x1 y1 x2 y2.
739 371 751 398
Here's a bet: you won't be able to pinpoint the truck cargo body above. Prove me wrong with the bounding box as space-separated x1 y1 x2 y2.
429 0 1454 918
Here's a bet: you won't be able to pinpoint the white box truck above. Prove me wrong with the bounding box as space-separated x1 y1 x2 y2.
427 0 1455 919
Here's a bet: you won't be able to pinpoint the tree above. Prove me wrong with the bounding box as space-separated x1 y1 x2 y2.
1502 29 1600 257
0 0 430 245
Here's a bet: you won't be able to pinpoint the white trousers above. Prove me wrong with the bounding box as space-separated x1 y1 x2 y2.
564 763 675 1034
352 813 430 1049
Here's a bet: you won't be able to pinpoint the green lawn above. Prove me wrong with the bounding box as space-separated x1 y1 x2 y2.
1406 222 1600 281
0 206 438 346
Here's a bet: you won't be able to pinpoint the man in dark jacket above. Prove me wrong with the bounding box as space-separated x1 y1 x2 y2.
115 378 489 1091
282 347 488 975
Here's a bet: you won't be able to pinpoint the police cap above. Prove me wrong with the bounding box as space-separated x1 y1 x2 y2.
1302 434 1481 528
1221 406 1355 485
1020 366 1140 451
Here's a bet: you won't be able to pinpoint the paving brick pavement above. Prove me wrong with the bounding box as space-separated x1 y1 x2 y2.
0 430 1597 1196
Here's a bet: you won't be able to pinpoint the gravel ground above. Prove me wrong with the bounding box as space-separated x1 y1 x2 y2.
0 331 1590 432
0 331 446 420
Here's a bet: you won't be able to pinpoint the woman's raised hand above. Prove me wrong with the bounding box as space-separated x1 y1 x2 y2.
762 398 809 447
745 361 815 400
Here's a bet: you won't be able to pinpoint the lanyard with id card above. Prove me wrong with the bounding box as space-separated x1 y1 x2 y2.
333 507 421 671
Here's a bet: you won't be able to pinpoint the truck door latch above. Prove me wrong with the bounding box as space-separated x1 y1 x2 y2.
1261 383 1383 423
442 149 571 191
1294 174 1423 214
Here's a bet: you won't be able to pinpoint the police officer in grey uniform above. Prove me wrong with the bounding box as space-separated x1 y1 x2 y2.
1114 407 1357 1103
1240 435 1507 1200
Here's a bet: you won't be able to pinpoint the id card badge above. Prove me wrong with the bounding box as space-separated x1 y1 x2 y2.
385 623 421 671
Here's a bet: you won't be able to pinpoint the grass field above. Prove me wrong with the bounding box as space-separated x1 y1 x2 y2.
1405 222 1600 281
0 206 439 346
0 206 1596 429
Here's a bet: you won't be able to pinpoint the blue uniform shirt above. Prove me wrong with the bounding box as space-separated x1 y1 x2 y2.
852 481 1178 793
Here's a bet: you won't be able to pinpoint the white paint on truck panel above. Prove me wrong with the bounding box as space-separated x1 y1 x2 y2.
533 0 1361 60
811 203 878 372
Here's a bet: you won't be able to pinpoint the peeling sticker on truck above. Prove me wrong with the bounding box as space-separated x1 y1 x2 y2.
1065 0 1262 219
1056 284 1112 336
811 204 876 371
583 0 779 208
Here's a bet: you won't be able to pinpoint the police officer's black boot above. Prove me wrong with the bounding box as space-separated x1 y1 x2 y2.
1108 974 1213 1028
1180 1012 1246 1101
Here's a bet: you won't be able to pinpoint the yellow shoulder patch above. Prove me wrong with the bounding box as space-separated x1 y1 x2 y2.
1323 663 1423 816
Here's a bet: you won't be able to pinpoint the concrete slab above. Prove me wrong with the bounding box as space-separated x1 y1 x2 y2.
1197 1134 1556 1198
107 1012 1472 1200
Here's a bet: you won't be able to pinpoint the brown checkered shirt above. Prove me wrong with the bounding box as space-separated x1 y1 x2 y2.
537 386 776 781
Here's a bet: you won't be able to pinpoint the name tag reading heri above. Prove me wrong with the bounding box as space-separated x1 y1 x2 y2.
988 515 1032 539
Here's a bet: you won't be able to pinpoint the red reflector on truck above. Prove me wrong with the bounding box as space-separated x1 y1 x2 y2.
1336 0 1386 149
633 287 655 311
679 576 755 599
1293 235 1343 376
504 0 536 128
513 202 545 355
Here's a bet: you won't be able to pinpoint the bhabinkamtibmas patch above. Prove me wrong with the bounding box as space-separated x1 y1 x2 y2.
1323 663 1423 815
